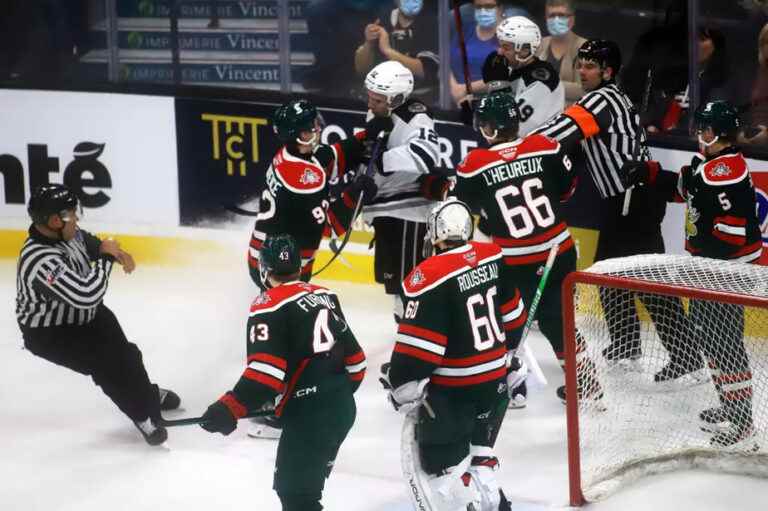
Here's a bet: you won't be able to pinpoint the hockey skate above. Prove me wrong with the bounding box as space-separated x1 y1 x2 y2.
134 417 168 446
602 342 642 372
507 381 527 409
653 358 706 384
247 415 282 439
709 421 757 449
158 388 181 411
557 381 605 411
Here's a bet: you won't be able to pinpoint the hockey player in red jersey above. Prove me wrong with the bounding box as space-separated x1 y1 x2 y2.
200 234 366 511
246 99 386 287
454 91 584 405
621 100 760 447
384 199 527 511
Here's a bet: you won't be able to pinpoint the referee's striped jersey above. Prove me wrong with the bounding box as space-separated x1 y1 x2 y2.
535 82 650 199
16 226 113 328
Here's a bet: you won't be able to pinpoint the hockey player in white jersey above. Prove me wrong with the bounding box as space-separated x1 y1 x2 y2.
482 16 564 136
363 60 450 321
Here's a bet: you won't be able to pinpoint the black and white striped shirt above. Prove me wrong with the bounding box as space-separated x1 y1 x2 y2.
536 82 650 199
16 227 113 328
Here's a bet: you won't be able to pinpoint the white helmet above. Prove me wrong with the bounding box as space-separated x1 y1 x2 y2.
365 60 414 109
426 198 474 251
496 16 542 56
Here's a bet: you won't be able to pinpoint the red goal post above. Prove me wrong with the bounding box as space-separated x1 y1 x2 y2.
562 254 768 506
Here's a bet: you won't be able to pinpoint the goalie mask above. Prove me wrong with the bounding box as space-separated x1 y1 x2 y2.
424 199 474 257
496 16 541 65
365 60 414 112
273 99 325 149
259 234 302 288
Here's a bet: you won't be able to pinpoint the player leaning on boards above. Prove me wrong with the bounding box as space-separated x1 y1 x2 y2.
383 199 527 511
246 98 384 287
199 234 367 511
454 91 602 406
363 60 452 322
15 185 180 446
482 16 564 137
620 101 760 447
534 39 694 383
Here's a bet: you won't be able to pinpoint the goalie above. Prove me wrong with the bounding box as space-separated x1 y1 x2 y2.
620 100 760 447
383 199 528 510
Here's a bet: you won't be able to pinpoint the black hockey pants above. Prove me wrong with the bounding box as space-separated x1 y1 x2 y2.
21 305 161 423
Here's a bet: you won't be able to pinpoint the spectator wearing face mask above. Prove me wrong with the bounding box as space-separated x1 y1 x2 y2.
535 0 586 104
355 0 439 104
448 0 505 106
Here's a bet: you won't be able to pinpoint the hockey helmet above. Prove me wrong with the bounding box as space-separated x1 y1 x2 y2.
496 16 542 57
578 39 622 77
27 184 80 225
273 99 323 144
365 60 414 109
259 234 302 286
426 198 474 250
474 91 521 140
694 100 740 139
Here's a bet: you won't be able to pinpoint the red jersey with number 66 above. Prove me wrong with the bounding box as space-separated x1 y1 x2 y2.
454 134 577 266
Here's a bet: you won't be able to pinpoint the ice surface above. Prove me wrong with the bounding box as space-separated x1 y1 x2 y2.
1 256 765 511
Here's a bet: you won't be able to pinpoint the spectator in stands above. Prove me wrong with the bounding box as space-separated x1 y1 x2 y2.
535 0 585 104
448 0 505 106
741 23 768 145
354 0 439 105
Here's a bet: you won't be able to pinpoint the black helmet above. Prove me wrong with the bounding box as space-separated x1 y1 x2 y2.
272 99 320 143
695 100 740 139
259 234 301 286
27 184 79 224
578 39 622 76
474 91 520 135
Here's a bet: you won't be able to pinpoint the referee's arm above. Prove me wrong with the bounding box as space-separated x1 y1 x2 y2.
31 254 113 309
534 92 613 148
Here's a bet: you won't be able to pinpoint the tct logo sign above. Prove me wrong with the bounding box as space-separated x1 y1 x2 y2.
0 142 112 208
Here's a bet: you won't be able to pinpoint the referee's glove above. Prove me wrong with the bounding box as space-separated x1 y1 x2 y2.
620 160 661 188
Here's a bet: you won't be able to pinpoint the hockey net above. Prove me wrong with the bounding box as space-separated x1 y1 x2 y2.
563 254 768 505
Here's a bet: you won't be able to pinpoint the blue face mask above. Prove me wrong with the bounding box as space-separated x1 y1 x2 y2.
399 0 423 17
475 8 497 28
547 16 571 36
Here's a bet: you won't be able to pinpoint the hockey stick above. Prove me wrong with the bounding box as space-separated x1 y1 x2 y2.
453 0 475 126
622 67 654 216
311 131 387 277
513 242 562 388
160 409 272 428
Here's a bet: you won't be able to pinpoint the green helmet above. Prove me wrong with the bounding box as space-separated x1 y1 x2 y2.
272 99 319 142
474 91 520 135
694 100 740 138
259 234 301 287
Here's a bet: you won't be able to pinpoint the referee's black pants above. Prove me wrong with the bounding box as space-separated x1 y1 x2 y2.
21 305 161 423
595 190 692 365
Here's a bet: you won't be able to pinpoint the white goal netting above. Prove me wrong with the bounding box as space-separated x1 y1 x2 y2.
568 254 768 502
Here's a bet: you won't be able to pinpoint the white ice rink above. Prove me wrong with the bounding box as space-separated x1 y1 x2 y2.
1 248 765 511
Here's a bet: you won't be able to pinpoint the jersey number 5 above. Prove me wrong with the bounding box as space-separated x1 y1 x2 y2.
467 286 505 351
495 177 555 237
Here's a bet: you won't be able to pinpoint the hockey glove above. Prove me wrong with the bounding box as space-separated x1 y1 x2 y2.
346 173 378 205
378 362 393 390
619 160 661 188
389 378 429 415
506 355 528 397
364 116 394 141
200 392 246 435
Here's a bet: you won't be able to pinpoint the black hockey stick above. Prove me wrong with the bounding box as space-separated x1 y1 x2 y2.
622 67 654 216
453 0 475 126
223 204 260 217
160 409 272 428
311 132 387 277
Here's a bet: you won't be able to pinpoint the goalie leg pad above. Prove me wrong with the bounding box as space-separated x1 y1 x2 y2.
468 445 502 511
428 464 482 511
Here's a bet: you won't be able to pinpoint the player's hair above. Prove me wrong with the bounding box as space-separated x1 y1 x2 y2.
545 0 575 12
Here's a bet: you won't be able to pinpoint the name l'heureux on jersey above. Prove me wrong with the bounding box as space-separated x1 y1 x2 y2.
457 261 500 293
296 292 337 312
482 157 544 186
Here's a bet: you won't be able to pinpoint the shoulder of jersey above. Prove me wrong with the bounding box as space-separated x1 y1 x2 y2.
249 282 330 315
457 135 559 177
402 242 502 296
700 152 748 186
516 134 560 156
457 148 502 177
521 60 560 91
393 99 433 124
272 147 326 193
